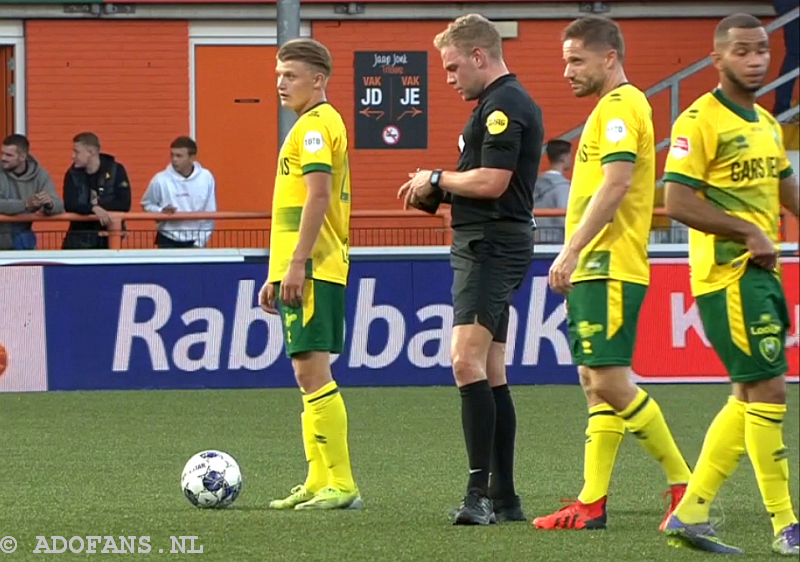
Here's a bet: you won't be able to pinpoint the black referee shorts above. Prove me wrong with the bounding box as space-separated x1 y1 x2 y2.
450 223 533 343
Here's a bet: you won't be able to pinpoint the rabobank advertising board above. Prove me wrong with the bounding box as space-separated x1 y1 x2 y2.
0 250 797 392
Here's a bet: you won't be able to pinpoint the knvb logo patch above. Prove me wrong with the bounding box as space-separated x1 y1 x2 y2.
670 136 690 159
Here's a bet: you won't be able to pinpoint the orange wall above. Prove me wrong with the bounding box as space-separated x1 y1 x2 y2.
23 18 792 220
25 20 190 222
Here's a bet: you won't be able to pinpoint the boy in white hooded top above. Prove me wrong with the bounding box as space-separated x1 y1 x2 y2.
142 136 217 248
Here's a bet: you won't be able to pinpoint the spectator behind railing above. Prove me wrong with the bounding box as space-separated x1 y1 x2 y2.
533 138 572 243
141 136 217 248
0 134 64 250
62 132 132 249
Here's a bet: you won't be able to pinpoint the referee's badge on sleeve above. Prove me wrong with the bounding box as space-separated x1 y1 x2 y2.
670 136 690 159
486 111 508 135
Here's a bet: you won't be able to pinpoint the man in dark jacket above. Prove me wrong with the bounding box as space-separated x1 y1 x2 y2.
0 134 64 250
63 132 132 249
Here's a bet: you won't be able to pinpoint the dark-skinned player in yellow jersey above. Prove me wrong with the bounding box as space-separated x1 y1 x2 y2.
662 14 799 556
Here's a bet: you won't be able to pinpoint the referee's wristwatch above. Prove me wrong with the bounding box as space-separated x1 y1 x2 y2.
429 169 443 192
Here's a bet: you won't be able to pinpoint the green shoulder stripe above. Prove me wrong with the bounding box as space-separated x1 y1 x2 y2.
302 163 332 175
663 172 704 190
601 151 636 165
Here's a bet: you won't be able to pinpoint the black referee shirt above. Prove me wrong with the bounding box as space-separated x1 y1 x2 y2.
450 74 544 229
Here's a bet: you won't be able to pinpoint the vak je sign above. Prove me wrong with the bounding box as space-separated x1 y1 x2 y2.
354 51 428 149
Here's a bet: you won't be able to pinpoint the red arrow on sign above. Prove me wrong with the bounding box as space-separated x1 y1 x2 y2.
396 107 423 121
359 108 385 120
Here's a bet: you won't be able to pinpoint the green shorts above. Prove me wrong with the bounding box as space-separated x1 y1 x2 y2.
276 279 346 358
566 279 648 367
696 265 789 383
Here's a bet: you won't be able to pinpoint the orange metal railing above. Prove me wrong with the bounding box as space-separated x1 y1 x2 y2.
0 208 795 249
0 209 451 249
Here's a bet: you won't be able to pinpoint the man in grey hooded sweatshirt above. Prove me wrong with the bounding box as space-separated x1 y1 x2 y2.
0 134 64 250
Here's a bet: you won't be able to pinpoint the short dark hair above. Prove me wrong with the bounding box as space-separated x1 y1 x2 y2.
546 139 572 165
277 38 333 77
2 133 29 154
715 13 764 44
170 136 197 156
73 132 100 149
562 16 626 62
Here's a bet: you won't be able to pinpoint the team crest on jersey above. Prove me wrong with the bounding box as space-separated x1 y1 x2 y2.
486 111 508 135
759 336 781 363
670 136 690 159
303 131 325 154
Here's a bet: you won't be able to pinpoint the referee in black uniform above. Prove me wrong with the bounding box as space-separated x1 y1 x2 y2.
398 13 544 526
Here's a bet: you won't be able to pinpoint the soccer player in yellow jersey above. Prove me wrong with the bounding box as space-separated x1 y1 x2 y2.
258 38 361 511
662 14 799 556
534 16 693 531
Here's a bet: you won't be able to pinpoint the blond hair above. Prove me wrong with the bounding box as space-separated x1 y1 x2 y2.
277 38 333 77
433 14 503 59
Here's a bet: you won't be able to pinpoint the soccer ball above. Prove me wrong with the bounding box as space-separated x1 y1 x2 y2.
181 450 242 509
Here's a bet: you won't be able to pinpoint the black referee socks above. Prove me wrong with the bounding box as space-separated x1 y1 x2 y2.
490 384 517 500
460 379 496 495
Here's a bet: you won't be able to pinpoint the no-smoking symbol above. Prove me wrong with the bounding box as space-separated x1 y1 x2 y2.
382 126 400 146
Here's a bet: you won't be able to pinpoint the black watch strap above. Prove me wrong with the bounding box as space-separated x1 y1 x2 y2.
430 169 443 190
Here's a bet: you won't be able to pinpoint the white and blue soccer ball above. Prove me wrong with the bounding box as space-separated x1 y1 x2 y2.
181 450 243 509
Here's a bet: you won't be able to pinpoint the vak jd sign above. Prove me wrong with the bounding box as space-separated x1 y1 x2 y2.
354 51 428 149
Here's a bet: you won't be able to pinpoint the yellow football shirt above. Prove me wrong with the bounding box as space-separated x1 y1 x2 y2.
663 89 793 297
267 102 352 286
566 84 656 285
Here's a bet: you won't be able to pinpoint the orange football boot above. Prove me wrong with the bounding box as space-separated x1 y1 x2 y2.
532 497 607 530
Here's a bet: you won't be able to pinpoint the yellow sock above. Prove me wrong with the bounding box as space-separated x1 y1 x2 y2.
675 396 746 524
745 402 798 535
619 388 692 485
578 404 625 504
301 411 326 493
303 381 356 493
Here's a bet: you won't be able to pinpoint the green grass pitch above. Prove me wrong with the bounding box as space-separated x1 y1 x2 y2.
2 384 798 561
